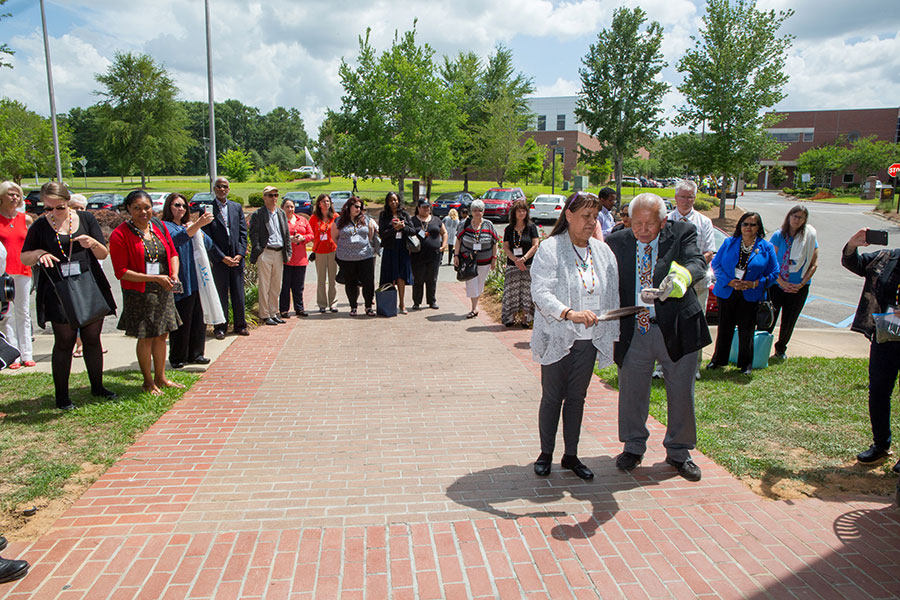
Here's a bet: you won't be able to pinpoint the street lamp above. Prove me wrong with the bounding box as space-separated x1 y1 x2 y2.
548 138 564 195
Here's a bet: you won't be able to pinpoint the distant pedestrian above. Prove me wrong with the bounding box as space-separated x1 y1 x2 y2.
609 203 630 234
767 206 817 359
707 212 778 374
442 209 460 265
309 194 338 313
248 186 291 326
596 187 616 237
280 197 314 318
410 198 447 310
352 174 359 194
841 228 900 473
332 196 376 316
378 192 413 313
501 199 540 327
530 191 619 480
454 199 497 319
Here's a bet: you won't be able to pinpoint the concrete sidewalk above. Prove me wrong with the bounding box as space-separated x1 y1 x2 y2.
3 282 898 599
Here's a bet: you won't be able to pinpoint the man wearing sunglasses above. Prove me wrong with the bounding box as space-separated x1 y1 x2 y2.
248 186 291 326
202 177 249 338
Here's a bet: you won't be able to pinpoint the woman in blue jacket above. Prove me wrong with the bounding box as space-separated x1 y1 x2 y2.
707 212 778 374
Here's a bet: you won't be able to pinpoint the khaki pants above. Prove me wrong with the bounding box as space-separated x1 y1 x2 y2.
257 248 284 319
315 251 338 309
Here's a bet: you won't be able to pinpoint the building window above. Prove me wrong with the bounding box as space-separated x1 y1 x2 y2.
770 132 800 142
802 132 813 142
843 173 854 184
557 114 566 130
537 115 546 131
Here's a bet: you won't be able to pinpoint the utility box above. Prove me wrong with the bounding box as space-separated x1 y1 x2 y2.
562 180 570 191
881 186 895 203
572 175 589 192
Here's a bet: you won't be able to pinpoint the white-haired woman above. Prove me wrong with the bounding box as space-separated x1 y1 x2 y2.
530 191 619 480
454 199 498 318
0 181 35 369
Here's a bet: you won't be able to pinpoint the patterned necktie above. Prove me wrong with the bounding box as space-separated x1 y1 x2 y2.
637 244 652 334
681 216 689 223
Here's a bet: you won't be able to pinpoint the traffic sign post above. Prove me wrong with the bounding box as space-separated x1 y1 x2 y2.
888 163 900 178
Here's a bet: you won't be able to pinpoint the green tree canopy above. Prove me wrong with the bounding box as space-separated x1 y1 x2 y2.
796 144 848 187
576 6 669 203
508 137 546 185
675 0 793 218
94 52 192 186
847 136 899 182
1 0 13 69
474 92 529 186
219 148 253 183
0 97 74 184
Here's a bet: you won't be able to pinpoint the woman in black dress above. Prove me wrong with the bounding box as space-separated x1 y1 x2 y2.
410 198 448 310
378 192 414 314
20 182 117 410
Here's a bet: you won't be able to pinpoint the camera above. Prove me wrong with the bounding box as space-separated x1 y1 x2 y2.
0 273 14 317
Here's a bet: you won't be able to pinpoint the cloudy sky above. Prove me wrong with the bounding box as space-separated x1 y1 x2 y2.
2 0 899 137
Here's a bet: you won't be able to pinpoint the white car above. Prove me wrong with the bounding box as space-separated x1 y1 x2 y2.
147 192 172 214
529 194 566 223
330 191 353 212
292 166 322 179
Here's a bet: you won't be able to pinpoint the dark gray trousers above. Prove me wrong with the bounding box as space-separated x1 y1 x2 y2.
538 339 597 456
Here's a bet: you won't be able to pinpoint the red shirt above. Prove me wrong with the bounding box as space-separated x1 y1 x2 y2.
109 220 178 292
0 212 31 276
308 214 337 254
286 215 314 266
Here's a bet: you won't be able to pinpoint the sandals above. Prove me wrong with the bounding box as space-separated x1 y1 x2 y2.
73 349 83 358
399 307 408 315
466 311 479 319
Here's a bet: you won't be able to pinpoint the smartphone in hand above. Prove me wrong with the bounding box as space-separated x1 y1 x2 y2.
866 229 889 245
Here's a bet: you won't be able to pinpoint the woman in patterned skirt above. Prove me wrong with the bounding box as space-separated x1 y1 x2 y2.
109 190 184 395
501 199 540 327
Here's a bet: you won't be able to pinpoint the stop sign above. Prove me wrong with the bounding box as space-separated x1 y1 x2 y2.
889 163 900 177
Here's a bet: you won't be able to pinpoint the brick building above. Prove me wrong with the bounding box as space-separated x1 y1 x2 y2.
758 107 900 189
524 96 599 180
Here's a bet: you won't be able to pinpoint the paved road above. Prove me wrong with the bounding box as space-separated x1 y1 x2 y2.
735 191 900 330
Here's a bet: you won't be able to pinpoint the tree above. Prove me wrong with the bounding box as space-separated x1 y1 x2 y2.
541 153 565 187
219 149 253 182
474 93 528 186
675 0 794 218
259 107 308 155
768 162 787 188
60 105 111 176
847 136 899 182
796 145 847 187
264 144 297 171
508 138 546 185
576 7 668 204
94 52 192 186
1 0 13 69
0 98 74 184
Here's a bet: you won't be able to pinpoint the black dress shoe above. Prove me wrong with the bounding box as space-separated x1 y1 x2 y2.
706 361 720 370
857 444 890 463
666 457 702 482
91 387 118 399
0 535 7 552
560 455 594 480
893 458 900 474
297 310 309 317
616 451 643 472
429 303 439 310
412 304 420 310
280 312 290 319
170 361 185 369
0 557 29 584
265 317 278 326
56 400 75 411
190 356 211 365
214 331 225 340
236 329 250 336
273 316 286 324
533 452 552 477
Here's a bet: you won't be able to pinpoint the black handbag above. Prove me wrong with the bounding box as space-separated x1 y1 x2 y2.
405 233 421 254
757 298 775 330
44 261 111 328
456 251 479 282
375 283 398 317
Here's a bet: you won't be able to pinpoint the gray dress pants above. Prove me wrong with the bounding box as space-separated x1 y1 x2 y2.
538 339 597 456
618 324 697 462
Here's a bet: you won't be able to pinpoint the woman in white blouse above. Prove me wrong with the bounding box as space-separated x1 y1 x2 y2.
530 191 619 480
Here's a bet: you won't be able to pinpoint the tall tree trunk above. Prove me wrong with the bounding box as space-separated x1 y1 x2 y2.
426 177 432 199
614 153 624 207
463 169 469 193
718 172 727 220
140 168 146 189
397 175 405 205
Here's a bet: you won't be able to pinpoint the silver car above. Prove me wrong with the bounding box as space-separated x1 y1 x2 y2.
330 191 353 212
529 193 566 223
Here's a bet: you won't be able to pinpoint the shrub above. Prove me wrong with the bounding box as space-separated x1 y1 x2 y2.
693 199 713 211
781 187 795 196
92 209 127 239
220 149 253 182
248 192 265 207
254 164 284 183
227 193 244 205
485 263 506 298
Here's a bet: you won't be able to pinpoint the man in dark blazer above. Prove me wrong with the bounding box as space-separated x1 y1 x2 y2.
248 186 292 326
605 193 712 481
203 176 249 339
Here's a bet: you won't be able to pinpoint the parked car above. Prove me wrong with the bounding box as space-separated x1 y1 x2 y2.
24 190 45 214
283 191 313 215
147 192 172 214
618 176 642 188
480 187 525 222
291 166 322 179
704 225 730 322
330 191 353 212
529 193 566 223
86 193 125 211
189 192 215 213
432 191 475 217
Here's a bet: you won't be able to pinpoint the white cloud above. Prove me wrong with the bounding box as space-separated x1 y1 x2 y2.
533 77 580 98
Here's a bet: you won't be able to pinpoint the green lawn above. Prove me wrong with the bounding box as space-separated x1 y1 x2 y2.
0 370 199 513
596 357 900 493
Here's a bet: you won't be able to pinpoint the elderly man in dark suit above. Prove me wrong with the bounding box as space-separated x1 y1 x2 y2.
203 177 249 339
248 186 292 326
605 193 712 481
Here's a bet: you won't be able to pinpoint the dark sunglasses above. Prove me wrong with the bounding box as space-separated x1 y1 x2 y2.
265 193 279 198
741 221 758 227
51 205 69 211
171 203 186 208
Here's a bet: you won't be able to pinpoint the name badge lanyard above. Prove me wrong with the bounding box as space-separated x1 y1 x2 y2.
472 222 489 252
52 210 78 277
129 221 163 275
513 228 524 257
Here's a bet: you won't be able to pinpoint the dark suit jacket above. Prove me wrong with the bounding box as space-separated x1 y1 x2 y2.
841 245 900 340
203 199 248 264
606 221 712 366
248 206 292 264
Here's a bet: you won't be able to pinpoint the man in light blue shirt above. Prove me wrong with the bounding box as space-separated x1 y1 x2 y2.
596 187 616 237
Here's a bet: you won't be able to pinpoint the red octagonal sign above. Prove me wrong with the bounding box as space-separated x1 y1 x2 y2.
889 163 900 177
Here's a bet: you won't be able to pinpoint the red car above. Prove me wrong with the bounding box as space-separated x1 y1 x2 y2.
480 187 525 222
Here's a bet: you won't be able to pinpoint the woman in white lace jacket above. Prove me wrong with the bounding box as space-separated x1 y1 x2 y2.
530 192 619 481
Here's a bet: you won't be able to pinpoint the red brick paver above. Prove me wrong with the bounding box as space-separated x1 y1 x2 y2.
4 281 899 599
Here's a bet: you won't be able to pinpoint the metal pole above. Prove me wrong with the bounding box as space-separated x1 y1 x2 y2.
205 0 217 192
39 0 63 182
551 154 556 195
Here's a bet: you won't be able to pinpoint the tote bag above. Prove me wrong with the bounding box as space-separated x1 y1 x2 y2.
43 261 111 328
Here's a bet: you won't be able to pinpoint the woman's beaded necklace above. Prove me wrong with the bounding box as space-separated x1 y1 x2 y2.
48 209 74 259
128 220 160 264
572 243 596 294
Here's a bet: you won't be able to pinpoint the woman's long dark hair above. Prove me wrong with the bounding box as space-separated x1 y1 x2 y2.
508 199 531 228
162 193 189 225
379 192 406 229
780 205 808 239
335 196 363 230
548 192 601 237
732 211 766 239
313 193 334 221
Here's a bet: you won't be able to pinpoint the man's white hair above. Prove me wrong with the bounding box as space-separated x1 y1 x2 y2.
675 179 698 196
628 193 667 220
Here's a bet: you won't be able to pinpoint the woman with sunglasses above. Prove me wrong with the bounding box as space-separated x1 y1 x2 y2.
331 196 377 315
109 190 183 395
161 193 215 368
707 212 778 374
309 194 338 313
20 182 117 410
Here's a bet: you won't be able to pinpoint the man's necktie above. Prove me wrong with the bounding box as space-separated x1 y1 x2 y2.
637 244 652 334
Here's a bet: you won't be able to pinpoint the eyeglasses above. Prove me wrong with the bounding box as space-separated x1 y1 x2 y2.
215 184 229 189
741 222 758 228
171 203 186 208
51 205 69 211
265 193 279 198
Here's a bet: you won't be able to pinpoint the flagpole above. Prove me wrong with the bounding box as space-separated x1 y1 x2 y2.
205 0 217 192
39 0 63 182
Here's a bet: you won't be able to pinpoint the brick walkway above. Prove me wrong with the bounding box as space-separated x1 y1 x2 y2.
4 282 900 599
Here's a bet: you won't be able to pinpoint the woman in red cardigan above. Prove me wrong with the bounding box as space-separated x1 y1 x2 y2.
109 190 184 395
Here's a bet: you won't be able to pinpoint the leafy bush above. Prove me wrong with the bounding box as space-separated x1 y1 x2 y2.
181 190 196 202
227 193 244 205
254 164 284 182
248 192 265 207
693 199 712 211
781 187 796 196
485 263 506 297
220 149 253 183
